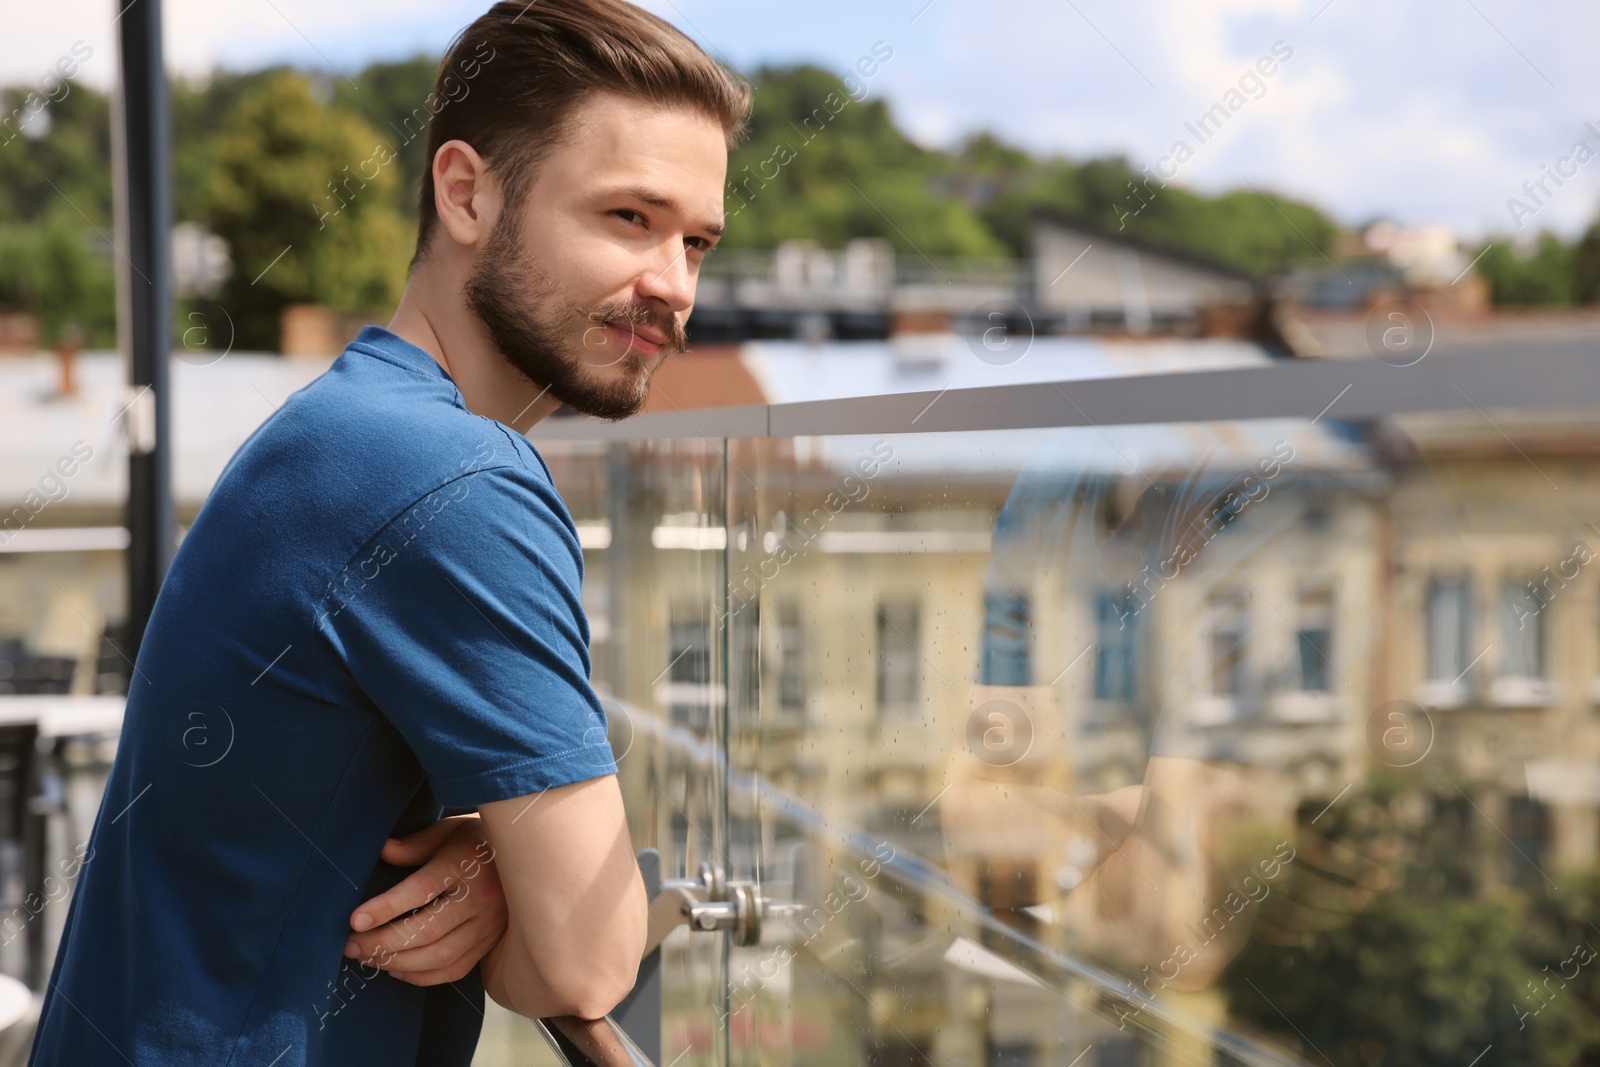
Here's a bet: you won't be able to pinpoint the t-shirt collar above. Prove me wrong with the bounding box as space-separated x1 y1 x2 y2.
348 324 458 386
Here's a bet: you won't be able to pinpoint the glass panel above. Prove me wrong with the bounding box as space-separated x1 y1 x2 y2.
1293 586 1333 694
1092 592 1138 706
875 599 924 718
475 439 732 1066
1498 576 1547 688
33 390 1600 1065
647 406 1600 1066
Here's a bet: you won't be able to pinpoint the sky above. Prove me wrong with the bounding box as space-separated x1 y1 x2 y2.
8 0 1600 243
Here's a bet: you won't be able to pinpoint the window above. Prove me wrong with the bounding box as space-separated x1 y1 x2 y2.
875 599 922 717
1500 577 1545 679
1206 590 1249 698
774 599 807 721
1296 587 1335 692
1425 577 1471 683
1493 576 1554 705
666 604 711 727
980 591 1030 686
1094 592 1139 702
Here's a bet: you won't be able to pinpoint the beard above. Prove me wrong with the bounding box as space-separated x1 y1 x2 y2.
463 219 686 421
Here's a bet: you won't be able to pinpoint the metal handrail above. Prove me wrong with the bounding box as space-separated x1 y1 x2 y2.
535 1014 655 1066
527 336 1598 442
600 689 1308 1067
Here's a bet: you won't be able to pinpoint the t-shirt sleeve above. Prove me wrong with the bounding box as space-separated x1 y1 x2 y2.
317 461 617 809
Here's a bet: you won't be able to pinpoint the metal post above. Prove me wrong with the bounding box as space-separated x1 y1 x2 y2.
614 848 663 1062
115 0 174 660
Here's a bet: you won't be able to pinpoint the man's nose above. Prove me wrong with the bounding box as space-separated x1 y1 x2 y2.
636 242 696 314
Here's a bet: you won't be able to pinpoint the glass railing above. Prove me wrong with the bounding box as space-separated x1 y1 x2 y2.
516 340 1600 1066
13 338 1600 1065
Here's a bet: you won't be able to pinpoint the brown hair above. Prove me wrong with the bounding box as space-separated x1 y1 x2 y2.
410 0 750 270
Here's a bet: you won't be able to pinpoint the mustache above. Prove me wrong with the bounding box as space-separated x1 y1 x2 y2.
583 301 687 354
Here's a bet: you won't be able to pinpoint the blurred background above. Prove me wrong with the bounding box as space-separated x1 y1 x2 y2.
6 2 1600 1066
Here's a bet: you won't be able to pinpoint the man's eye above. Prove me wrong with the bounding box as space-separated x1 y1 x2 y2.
614 209 645 226
687 237 714 252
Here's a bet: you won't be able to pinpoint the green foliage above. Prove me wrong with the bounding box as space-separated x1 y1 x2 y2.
1474 236 1578 306
974 146 1338 278
970 156 1083 256
0 209 116 346
172 66 300 226
8 51 1600 352
1570 221 1600 304
199 71 410 349
0 82 112 227
1134 188 1339 278
721 65 1006 257
1221 782 1600 1066
330 56 439 223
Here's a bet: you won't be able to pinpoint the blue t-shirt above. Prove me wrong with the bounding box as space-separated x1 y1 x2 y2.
31 326 618 1066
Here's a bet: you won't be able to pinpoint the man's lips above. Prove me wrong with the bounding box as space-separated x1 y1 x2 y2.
606 323 668 354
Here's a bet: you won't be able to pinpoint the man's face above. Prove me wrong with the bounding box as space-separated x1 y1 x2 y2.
465 92 729 420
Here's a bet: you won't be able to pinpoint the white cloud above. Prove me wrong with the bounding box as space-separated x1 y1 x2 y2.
8 0 1600 239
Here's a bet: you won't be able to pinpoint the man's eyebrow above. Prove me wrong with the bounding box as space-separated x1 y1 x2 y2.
608 184 725 238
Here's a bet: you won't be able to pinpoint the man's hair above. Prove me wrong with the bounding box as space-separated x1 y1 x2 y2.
410 0 751 270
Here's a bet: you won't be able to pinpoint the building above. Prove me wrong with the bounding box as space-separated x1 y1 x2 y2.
6 327 1600 1063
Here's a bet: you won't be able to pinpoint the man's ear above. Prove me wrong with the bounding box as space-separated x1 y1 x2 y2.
433 139 499 251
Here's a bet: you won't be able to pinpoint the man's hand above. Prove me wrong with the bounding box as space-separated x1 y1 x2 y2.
343 814 509 986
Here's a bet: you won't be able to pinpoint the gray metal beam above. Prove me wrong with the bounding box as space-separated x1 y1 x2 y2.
528 340 1600 443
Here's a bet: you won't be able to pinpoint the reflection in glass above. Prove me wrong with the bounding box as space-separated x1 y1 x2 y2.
1294 586 1334 694
1498 576 1548 699
1092 592 1138 705
874 598 922 719
772 599 808 725
527 405 1600 1067
1206 587 1251 702
1425 576 1472 704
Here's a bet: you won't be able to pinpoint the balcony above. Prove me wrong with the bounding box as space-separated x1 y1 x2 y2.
6 333 1600 1064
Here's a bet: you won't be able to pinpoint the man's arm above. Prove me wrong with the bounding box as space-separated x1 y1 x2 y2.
476 773 647 1020
318 461 641 1011
342 815 508 985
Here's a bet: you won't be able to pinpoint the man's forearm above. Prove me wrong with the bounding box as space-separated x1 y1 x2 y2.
481 937 573 1019
480 870 647 1019
477 778 650 1021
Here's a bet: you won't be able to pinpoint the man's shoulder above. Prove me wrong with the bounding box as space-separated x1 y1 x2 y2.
295 404 572 581
363 449 579 567
313 446 584 634
293 341 516 479
255 341 550 495
200 337 566 585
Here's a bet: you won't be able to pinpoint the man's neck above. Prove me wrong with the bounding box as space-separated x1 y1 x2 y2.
386 270 564 436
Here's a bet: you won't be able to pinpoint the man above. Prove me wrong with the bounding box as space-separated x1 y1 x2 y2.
31 1 748 1062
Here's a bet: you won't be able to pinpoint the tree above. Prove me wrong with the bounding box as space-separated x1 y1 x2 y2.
331 55 439 225
0 81 112 226
1134 186 1339 278
1571 219 1600 304
720 65 1008 258
199 72 411 350
1473 235 1576 306
1219 778 1600 1066
977 150 1340 277
173 66 300 225
0 209 116 347
0 80 116 347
